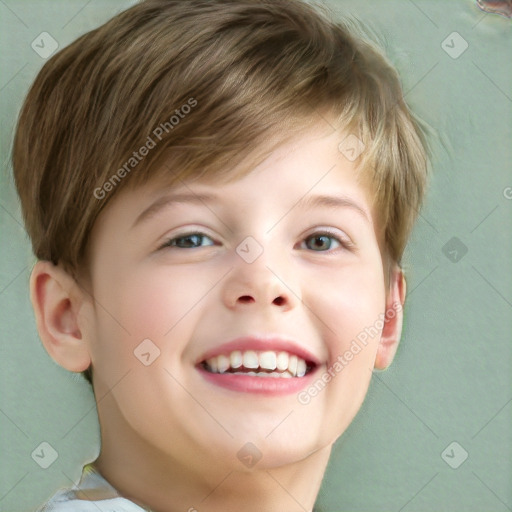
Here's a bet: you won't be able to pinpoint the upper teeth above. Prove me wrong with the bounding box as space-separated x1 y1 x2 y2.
205 350 308 377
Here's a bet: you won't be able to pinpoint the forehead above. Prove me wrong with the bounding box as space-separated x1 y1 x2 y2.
136 126 373 209
159 124 370 191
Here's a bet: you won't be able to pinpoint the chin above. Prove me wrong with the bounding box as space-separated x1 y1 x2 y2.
210 422 331 471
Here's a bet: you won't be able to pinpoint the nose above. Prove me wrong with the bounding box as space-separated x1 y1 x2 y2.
221 248 299 312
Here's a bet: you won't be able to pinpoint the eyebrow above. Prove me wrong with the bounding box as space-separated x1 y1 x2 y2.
294 194 370 223
132 193 219 229
132 191 370 229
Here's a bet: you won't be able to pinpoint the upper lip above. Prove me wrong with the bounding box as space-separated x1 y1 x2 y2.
197 335 321 366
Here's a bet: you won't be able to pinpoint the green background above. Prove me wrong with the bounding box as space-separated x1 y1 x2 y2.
1 1 511 510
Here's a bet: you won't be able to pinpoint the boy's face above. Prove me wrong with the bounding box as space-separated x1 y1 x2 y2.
81 124 401 471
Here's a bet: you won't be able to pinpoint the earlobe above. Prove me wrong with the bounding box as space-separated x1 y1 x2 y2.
30 261 91 373
374 266 406 371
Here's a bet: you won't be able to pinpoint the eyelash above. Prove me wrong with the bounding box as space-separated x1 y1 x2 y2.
159 229 354 253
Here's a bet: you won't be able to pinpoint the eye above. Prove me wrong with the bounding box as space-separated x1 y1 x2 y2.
159 229 352 252
160 232 215 249
301 231 352 252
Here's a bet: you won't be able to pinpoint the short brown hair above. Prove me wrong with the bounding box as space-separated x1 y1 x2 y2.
12 0 429 385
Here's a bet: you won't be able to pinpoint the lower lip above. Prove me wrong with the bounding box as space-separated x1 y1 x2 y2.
197 366 319 395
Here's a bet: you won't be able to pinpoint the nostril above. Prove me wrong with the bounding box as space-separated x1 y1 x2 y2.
238 295 254 303
273 296 285 306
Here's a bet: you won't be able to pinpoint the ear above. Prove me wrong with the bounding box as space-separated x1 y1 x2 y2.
30 260 91 373
374 265 406 370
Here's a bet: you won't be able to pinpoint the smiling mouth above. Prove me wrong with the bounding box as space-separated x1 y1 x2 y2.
201 350 316 378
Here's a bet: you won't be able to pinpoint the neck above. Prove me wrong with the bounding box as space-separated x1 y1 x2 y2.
93 392 330 512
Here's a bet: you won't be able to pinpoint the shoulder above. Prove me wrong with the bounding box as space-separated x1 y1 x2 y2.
35 464 147 512
36 490 146 512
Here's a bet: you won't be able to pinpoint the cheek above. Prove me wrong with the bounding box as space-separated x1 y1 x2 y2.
97 261 203 330
314 260 386 357
124 264 220 338
89 264 215 378
305 261 386 434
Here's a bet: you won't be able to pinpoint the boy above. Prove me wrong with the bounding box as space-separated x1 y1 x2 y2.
12 0 428 510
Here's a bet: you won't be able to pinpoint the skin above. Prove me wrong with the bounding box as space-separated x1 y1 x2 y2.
31 123 406 512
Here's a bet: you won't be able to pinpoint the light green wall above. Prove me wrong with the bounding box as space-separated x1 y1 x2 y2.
1 1 510 511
